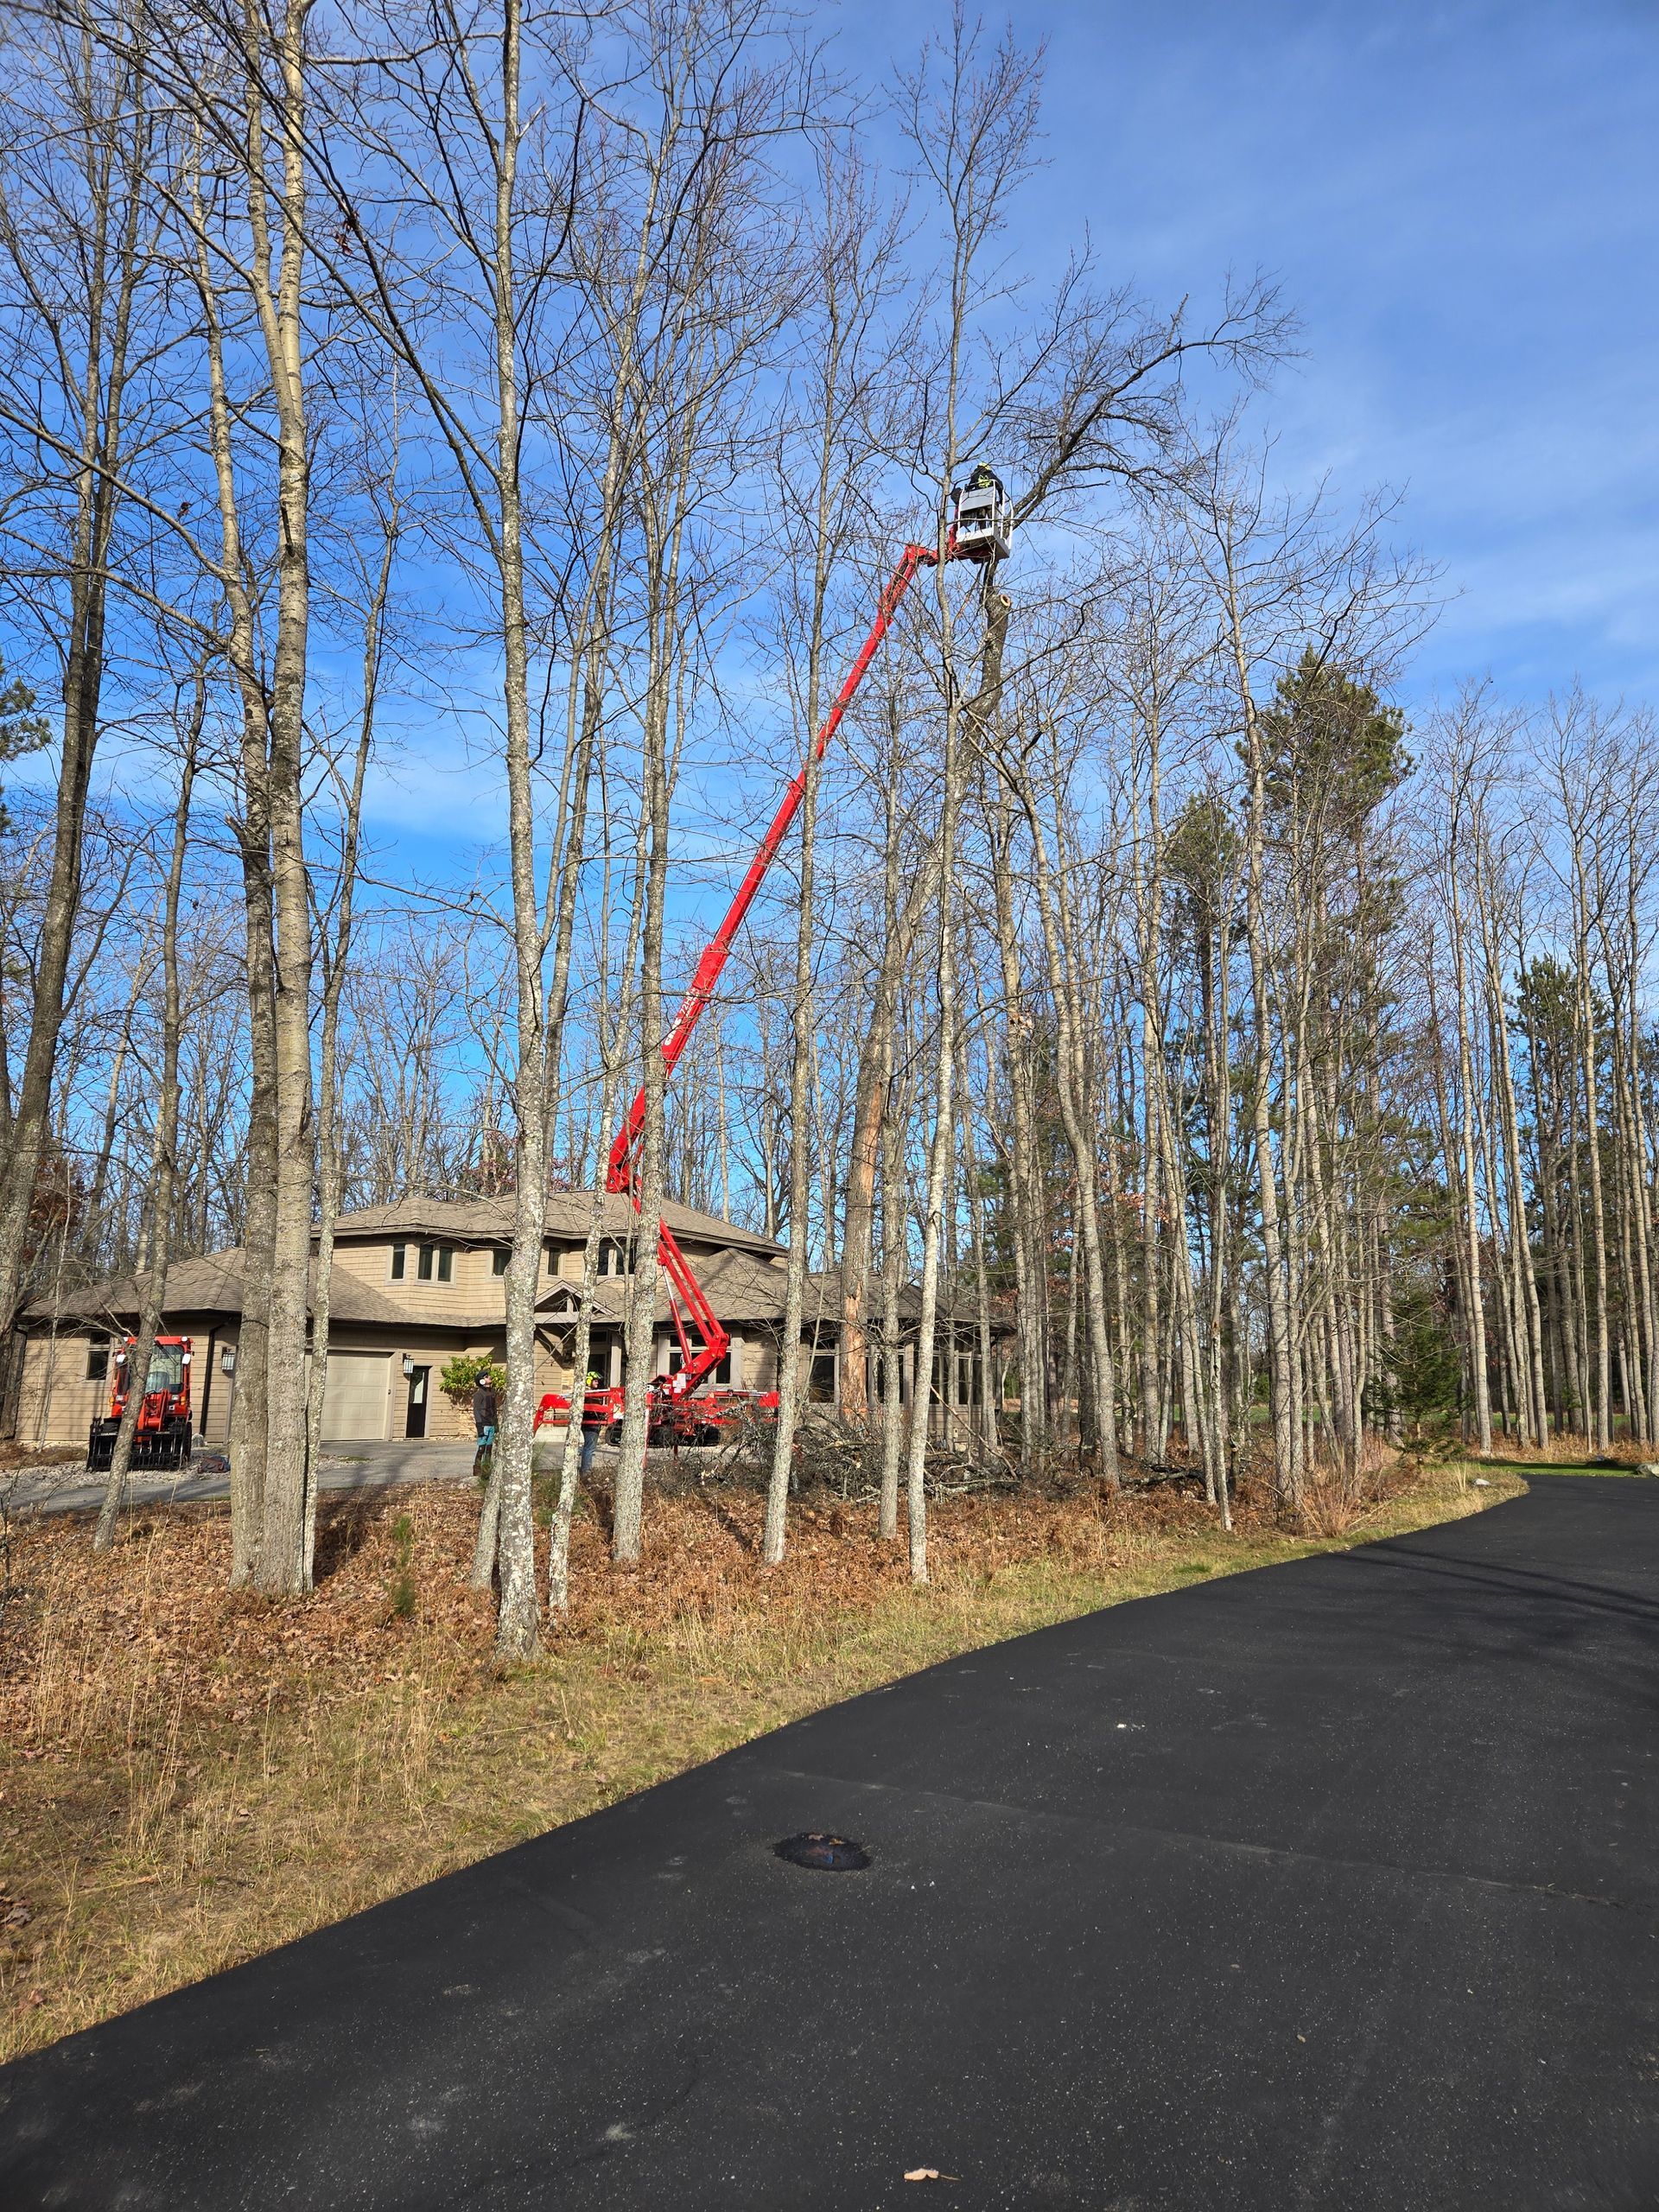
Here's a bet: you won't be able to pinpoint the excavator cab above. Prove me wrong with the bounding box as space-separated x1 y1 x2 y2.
87 1335 194 1471
950 464 1013 563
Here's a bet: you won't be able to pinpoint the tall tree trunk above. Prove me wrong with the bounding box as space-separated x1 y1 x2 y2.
94 710 197 1549
1447 868 1494 1453
987 782 1046 1471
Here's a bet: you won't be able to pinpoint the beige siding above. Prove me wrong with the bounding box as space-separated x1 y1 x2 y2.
16 1333 107 1447
328 1241 391 1289
329 1235 576 1323
21 1322 238 1451
194 1328 238 1446
741 1336 779 1392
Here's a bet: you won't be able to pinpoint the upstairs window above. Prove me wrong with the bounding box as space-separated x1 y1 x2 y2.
492 1249 509 1276
86 1334 109 1383
596 1237 637 1277
390 1244 406 1281
416 1243 454 1283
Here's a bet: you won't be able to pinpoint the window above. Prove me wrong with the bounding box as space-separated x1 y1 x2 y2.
597 1237 636 1277
808 1352 837 1403
86 1334 109 1384
390 1244 406 1281
667 1342 733 1386
144 1344 184 1394
492 1249 509 1276
416 1243 454 1283
547 1247 558 1275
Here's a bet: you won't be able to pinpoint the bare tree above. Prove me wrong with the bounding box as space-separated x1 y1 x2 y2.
0 3 175 1407
94 679 200 1548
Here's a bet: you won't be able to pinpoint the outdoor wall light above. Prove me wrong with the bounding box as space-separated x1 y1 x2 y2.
402 1356 416 1377
220 1347 236 1375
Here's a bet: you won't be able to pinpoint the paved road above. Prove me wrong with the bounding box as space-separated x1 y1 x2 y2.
1 1474 1654 2209
3 1437 486 1516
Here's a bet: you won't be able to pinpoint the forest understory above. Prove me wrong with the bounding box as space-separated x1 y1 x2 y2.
0 1454 1522 2064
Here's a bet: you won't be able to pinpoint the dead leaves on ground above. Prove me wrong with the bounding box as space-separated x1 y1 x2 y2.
0 1478 1263 1758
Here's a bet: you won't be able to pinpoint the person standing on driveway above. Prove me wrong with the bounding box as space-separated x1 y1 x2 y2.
473 1366 499 1474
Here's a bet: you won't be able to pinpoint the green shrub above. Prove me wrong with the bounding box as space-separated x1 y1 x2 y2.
439 1354 505 1406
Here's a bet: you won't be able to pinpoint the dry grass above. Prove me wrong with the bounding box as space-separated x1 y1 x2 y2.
0 1455 1522 2063
1465 1433 1656 1470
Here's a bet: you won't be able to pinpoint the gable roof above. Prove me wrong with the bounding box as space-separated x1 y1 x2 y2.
532 1258 1007 1335
29 1249 409 1331
534 1246 789 1328
26 1231 1006 1341
327 1192 781 1257
800 1265 1012 1334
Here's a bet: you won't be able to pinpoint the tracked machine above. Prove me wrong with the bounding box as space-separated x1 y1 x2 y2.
86 1336 195 1471
535 471 1013 1450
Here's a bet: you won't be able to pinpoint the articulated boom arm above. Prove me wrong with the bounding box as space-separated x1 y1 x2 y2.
605 539 940 1405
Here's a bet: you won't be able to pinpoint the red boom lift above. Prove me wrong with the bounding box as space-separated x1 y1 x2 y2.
86 1336 195 1471
535 470 1013 1449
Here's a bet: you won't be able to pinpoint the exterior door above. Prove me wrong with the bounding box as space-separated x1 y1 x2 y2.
404 1365 429 1439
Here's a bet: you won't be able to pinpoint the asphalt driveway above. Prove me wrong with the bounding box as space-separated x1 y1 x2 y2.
0 1473 1653 2209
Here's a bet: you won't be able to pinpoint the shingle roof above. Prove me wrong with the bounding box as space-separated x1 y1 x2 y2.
536 1280 631 1325
29 1250 409 1329
800 1265 1012 1333
27 1226 1006 1342
328 1192 781 1256
535 1258 1007 1334
532 1249 788 1326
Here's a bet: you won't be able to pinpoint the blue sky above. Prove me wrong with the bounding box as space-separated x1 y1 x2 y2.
935 0 1659 709
372 0 1659 881
16 0 1654 895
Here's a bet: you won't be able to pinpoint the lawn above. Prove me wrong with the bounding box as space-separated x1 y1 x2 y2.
0 1456 1522 2063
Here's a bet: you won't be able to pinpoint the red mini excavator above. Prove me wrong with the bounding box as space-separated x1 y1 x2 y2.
535 470 1013 1450
86 1336 194 1471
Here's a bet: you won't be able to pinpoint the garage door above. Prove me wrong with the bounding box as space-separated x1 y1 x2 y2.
320 1351 389 1440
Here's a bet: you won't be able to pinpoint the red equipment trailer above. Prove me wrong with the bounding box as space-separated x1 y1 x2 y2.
86 1336 195 1471
535 472 1012 1450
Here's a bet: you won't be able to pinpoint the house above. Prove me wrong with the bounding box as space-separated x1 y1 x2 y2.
13 1194 1007 1451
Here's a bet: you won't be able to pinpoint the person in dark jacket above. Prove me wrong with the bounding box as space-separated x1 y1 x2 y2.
473 1369 499 1445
